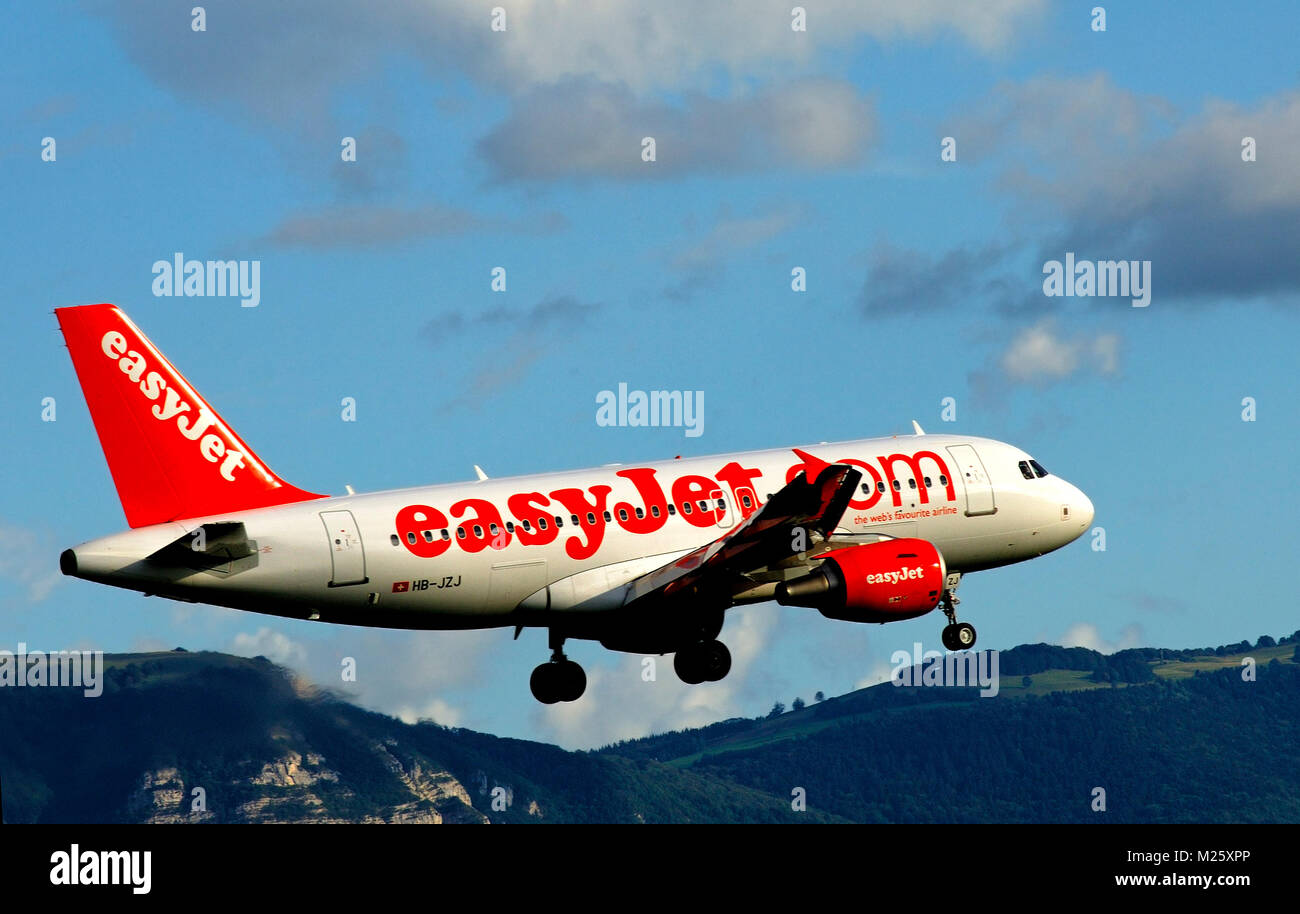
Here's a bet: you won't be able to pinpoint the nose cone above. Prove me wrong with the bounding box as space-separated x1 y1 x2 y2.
1078 490 1095 528
1066 483 1094 530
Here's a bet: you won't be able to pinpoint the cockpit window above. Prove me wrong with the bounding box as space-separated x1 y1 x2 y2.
1018 460 1035 480
1029 460 1049 478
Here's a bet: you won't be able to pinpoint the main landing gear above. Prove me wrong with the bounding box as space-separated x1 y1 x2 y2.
530 631 586 704
673 640 732 685
939 573 978 651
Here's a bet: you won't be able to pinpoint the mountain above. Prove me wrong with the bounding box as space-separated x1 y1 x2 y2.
0 650 836 823
1 635 1297 823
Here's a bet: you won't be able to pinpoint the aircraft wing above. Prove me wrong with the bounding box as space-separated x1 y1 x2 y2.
620 449 862 608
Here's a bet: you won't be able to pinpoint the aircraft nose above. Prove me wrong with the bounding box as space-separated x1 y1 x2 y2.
1069 485 1094 529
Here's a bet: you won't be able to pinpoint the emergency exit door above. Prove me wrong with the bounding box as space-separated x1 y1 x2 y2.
321 510 368 586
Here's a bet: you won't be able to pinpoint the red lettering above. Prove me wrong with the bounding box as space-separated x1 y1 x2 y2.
671 474 720 529
613 468 669 534
549 485 613 560
877 451 955 507
506 492 559 546
840 458 884 510
714 461 763 518
395 505 451 558
451 498 509 553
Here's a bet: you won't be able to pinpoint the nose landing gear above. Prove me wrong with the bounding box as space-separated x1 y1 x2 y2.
938 572 977 651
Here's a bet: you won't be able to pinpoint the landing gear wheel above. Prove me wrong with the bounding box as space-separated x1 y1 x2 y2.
530 660 561 702
701 640 731 681
530 663 561 704
530 659 587 703
942 622 977 651
557 659 586 702
674 648 705 685
674 640 731 684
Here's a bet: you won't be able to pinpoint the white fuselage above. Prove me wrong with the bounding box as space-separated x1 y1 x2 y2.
64 434 1093 637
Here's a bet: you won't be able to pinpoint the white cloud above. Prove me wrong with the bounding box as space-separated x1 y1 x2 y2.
1058 622 1143 654
391 697 463 727
999 320 1120 384
477 78 875 181
960 77 1300 302
96 0 1044 124
0 520 62 603
231 627 308 667
535 608 780 750
229 623 498 728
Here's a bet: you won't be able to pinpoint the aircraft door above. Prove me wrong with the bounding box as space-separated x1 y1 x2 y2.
709 488 736 529
945 445 997 517
321 510 368 586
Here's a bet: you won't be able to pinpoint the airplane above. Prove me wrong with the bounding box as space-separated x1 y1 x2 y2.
55 304 1095 703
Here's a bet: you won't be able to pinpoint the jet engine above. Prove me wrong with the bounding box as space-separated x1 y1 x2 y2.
775 538 946 623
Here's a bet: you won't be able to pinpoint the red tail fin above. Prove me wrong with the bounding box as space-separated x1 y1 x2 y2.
56 304 325 527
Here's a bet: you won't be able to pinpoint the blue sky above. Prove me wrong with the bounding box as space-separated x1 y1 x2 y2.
2 1 1298 748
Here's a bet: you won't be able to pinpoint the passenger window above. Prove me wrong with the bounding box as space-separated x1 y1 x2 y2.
441 529 450 541
456 527 466 539
586 512 596 525
539 517 548 530
603 511 612 522
473 525 483 538
423 530 435 543
571 514 580 526
651 505 661 518
892 479 901 491
634 507 644 519
555 515 564 528
683 502 693 515
939 474 948 486
521 519 531 531
877 481 886 493
667 504 676 516
924 476 932 487
406 532 417 545
861 483 871 495
741 494 752 508
907 478 917 489
391 534 400 547
488 523 499 536
506 521 515 533
1018 460 1035 480
618 509 629 522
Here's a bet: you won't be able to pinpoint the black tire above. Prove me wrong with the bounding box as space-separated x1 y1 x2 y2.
702 641 731 681
674 646 705 684
530 663 559 704
941 625 960 651
558 660 587 702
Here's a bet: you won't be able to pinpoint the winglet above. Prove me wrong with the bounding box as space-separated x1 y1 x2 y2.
912 420 925 436
474 465 489 481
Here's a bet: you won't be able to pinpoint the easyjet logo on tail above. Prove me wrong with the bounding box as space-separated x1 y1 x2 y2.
100 330 246 482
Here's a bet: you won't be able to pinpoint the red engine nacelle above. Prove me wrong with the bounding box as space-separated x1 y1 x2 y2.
775 538 947 623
